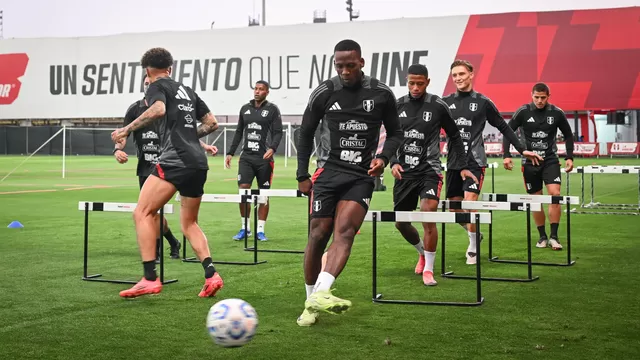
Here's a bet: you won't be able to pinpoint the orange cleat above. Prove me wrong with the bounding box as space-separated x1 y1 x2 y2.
422 271 437 286
119 278 162 298
415 255 425 274
198 273 224 298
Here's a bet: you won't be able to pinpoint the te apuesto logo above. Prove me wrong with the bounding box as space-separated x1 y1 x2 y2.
0 53 29 105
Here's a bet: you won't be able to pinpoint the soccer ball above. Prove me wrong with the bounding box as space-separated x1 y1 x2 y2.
206 298 258 347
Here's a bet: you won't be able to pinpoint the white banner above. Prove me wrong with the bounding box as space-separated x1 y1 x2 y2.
0 17 469 119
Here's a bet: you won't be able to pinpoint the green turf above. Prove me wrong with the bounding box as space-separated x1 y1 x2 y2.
0 155 639 360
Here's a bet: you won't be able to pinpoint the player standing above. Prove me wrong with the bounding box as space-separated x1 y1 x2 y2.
390 64 477 286
295 39 402 326
503 82 574 250
111 47 223 299
442 59 542 265
114 77 219 261
225 81 283 241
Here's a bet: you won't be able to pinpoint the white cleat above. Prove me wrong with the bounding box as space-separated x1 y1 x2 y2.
549 238 563 250
536 238 549 248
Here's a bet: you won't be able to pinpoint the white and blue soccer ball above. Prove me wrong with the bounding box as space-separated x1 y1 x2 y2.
206 298 258 348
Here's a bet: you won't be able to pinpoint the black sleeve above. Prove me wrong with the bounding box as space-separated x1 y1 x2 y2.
376 88 402 166
227 108 246 156
557 109 574 160
436 97 468 170
195 92 211 120
296 84 329 181
123 103 137 139
484 96 526 154
503 107 525 158
269 105 284 152
145 81 166 107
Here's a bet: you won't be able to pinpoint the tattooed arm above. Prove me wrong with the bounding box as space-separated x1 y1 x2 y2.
196 112 219 137
125 101 166 133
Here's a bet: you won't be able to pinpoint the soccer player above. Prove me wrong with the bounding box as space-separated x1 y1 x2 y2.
225 80 283 241
443 59 542 265
295 39 402 326
390 64 477 286
111 47 223 299
503 82 574 250
114 76 219 261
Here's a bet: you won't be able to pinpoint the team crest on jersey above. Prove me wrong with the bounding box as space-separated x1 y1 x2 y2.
423 111 432 122
547 116 554 124
261 110 269 117
363 100 375 112
469 103 478 111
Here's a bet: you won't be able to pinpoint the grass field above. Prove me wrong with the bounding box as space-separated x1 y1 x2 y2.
1 155 639 360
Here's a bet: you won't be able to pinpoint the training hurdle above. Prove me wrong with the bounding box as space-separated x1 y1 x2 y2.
176 194 268 266
481 194 580 267
566 166 640 215
368 211 491 306
439 200 542 282
443 162 498 193
79 201 178 285
239 189 310 254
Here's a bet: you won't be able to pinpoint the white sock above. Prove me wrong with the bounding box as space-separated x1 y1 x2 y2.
313 272 335 293
413 241 425 256
424 251 436 273
305 284 315 298
258 220 266 233
241 217 250 231
468 231 477 252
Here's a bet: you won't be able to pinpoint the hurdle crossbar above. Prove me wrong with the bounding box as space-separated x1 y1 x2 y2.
438 200 541 282
481 193 579 266
175 194 268 266
239 189 310 254
567 166 640 215
366 211 490 306
79 201 178 285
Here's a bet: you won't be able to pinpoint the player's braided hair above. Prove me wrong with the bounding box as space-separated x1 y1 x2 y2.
141 47 174 70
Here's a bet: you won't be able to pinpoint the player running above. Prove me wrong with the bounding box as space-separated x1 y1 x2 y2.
503 82 574 250
111 47 223 299
442 59 542 265
390 64 477 286
295 39 402 326
226 80 283 241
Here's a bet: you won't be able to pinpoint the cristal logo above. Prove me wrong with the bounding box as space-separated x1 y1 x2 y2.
0 53 29 105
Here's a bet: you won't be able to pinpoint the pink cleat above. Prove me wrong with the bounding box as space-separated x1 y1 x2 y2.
198 273 224 298
415 255 425 274
119 278 162 298
422 271 438 286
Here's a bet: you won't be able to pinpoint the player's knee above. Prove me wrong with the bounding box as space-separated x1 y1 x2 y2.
309 221 331 244
334 224 357 243
547 187 561 196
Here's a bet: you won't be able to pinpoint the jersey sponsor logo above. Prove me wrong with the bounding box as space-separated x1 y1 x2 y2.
363 99 375 112
329 102 342 111
531 140 548 150
423 111 432 122
247 131 261 141
340 150 362 164
339 120 368 131
455 117 472 127
248 122 262 130
175 85 191 100
340 134 366 149
144 153 159 163
0 53 29 105
142 131 158 139
142 142 160 152
248 141 260 151
178 103 194 112
469 103 478 111
547 116 554 124
184 114 194 128
459 128 471 140
404 155 419 167
534 150 546 157
404 129 424 140
403 141 422 154
527 117 535 122
261 110 269 117
532 131 548 138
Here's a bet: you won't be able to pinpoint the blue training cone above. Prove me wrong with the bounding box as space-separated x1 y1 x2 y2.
7 221 24 229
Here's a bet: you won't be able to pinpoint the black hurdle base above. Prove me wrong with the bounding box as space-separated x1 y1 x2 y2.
489 197 576 267
243 196 310 255
82 205 178 285
441 202 540 282
372 213 484 306
182 195 267 266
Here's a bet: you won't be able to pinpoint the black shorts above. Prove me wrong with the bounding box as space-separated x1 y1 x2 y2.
138 176 149 190
310 168 375 218
446 167 485 198
238 156 274 189
522 161 561 194
393 174 443 211
152 164 208 198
